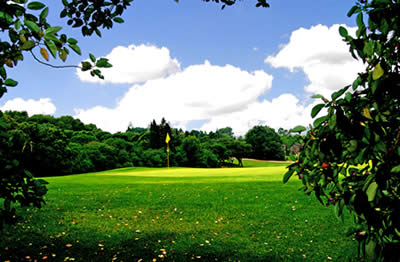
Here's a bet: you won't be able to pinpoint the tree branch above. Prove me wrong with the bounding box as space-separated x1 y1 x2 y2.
30 51 81 69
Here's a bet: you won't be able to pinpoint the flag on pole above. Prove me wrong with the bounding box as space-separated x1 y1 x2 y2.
165 132 170 169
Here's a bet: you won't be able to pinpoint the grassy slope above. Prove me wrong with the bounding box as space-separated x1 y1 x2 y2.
0 161 358 261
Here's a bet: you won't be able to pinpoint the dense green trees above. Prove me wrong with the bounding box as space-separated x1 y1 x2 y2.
1 112 286 175
245 125 284 160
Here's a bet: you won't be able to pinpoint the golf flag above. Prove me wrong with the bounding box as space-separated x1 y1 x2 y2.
165 133 171 144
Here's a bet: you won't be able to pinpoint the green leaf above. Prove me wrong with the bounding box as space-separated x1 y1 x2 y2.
313 115 328 127
352 76 362 90
21 40 35 50
14 20 21 30
40 7 49 20
290 125 306 133
24 20 40 34
9 29 19 43
347 5 360 17
27 1 45 10
4 78 18 87
391 165 400 173
95 58 112 68
95 29 102 37
311 104 324 118
60 9 67 18
311 94 324 99
366 182 378 202
366 240 376 259
345 92 352 103
0 118 8 129
372 64 384 80
62 0 68 6
113 17 124 23
379 18 389 35
348 140 358 153
24 170 33 178
68 44 81 55
0 67 6 80
356 12 364 28
67 38 78 45
283 169 295 183
36 179 49 185
44 40 57 58
328 114 336 130
44 33 62 44
334 199 345 222
339 26 348 38
363 41 374 56
89 53 96 63
331 85 350 100
45 26 62 35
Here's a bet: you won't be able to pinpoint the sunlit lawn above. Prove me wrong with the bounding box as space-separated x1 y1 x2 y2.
0 161 359 261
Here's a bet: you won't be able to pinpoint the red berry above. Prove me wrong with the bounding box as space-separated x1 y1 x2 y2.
321 162 331 169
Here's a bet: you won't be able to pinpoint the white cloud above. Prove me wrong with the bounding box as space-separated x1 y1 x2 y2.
75 60 273 134
77 44 181 84
265 24 365 97
0 98 56 116
200 94 317 136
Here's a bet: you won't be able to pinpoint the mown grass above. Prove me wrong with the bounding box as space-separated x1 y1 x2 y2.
0 161 359 261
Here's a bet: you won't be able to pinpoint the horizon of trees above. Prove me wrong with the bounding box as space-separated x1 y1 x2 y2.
0 110 302 177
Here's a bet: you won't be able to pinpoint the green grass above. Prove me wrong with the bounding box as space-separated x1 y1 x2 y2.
239 159 291 168
0 162 359 261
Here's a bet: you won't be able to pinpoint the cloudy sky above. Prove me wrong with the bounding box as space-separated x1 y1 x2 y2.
1 0 365 136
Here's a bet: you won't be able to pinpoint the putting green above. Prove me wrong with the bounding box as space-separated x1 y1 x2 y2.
45 165 290 185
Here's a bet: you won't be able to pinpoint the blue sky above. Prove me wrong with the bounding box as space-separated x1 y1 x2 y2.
1 0 365 135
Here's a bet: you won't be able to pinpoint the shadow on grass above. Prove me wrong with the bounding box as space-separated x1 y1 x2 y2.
0 229 300 262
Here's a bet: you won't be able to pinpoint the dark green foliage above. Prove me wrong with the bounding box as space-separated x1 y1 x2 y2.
84 142 117 171
201 0 270 9
181 136 203 167
199 148 220 167
70 131 97 144
142 148 166 167
228 138 252 167
284 1 400 260
245 125 284 160
149 118 171 149
0 112 48 230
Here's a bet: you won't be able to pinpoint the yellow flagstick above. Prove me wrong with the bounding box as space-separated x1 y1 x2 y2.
165 133 171 169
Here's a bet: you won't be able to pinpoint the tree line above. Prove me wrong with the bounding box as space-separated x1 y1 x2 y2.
0 111 302 177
